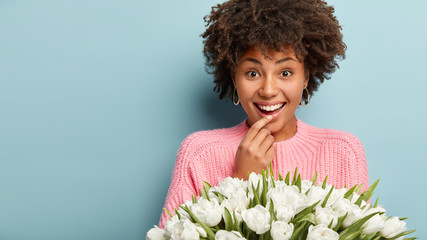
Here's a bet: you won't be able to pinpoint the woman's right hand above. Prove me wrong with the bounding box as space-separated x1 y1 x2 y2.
232 116 276 180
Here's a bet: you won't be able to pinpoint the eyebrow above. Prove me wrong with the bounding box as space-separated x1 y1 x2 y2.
242 57 297 65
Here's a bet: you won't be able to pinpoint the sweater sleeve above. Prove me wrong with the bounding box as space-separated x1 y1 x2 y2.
347 134 369 192
332 132 369 192
158 133 203 228
315 131 369 192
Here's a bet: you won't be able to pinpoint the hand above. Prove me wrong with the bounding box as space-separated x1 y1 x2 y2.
232 116 276 180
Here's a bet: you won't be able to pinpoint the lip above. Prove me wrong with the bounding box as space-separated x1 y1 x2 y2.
253 101 286 120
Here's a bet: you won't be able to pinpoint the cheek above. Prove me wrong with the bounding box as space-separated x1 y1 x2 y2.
282 84 304 102
236 82 255 101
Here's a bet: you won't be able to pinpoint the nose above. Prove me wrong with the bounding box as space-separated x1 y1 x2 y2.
258 75 279 98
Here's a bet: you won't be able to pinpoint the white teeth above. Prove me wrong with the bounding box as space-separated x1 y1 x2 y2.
258 104 284 111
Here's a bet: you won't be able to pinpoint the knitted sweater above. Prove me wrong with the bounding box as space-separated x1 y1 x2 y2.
158 118 369 227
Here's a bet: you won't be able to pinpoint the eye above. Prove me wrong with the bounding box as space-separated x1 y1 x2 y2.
280 70 292 77
246 71 259 78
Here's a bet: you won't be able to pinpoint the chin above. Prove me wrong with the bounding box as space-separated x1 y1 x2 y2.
264 121 281 133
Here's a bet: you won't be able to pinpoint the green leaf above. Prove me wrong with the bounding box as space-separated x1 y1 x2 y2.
322 175 328 189
202 181 211 201
328 218 334 229
175 209 181 219
321 186 334 208
249 198 254 209
387 230 416 240
269 200 277 222
278 172 283 181
291 200 320 224
290 221 311 240
163 208 173 218
223 207 233 231
292 167 298 185
333 212 348 232
310 172 318 185
360 232 378 240
212 191 225 203
252 183 261 205
271 175 276 188
269 162 274 177
355 183 363 195
285 172 290 185
338 212 380 239
204 181 212 188
297 212 316 225
295 174 302 193
344 185 357 199
192 195 198 204
262 172 268 206
264 231 272 240
373 197 379 208
233 211 243 235
360 179 380 203
355 187 374 207
339 229 362 240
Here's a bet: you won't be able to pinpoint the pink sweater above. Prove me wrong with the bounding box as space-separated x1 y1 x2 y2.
158 118 369 227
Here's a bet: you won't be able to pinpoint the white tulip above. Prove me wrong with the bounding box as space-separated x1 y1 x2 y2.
176 200 192 220
164 215 180 239
167 218 199 240
242 205 271 234
361 207 386 234
220 188 249 223
275 204 296 223
331 198 363 227
267 184 307 213
194 223 207 238
190 198 222 227
146 226 166 240
307 224 339 240
300 180 313 193
270 221 294 240
315 206 338 228
325 188 347 207
247 173 264 199
380 216 407 238
214 230 246 240
210 177 247 198
306 186 327 205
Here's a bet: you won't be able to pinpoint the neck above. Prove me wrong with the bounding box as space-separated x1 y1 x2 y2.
272 117 298 142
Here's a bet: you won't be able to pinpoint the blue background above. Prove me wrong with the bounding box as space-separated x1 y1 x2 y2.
0 0 426 239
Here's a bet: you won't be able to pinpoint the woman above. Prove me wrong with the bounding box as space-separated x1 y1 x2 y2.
159 0 369 227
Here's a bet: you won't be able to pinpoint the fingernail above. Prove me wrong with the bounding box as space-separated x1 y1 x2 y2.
266 116 273 120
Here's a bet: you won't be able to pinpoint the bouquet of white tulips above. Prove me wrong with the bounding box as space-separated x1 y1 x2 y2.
147 168 416 240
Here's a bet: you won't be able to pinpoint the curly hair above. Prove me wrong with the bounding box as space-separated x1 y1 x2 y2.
202 0 346 102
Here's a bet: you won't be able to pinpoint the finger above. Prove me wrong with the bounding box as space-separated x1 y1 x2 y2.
244 116 273 141
251 128 272 148
259 134 275 154
265 145 276 162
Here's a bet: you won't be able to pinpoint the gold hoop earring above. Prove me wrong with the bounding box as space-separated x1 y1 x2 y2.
232 88 240 106
300 88 310 106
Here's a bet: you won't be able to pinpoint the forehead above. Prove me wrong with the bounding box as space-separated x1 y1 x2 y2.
239 45 298 63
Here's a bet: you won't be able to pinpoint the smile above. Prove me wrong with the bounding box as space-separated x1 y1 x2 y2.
254 102 286 118
257 103 284 112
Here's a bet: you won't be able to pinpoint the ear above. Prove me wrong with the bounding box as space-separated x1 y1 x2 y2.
304 75 309 88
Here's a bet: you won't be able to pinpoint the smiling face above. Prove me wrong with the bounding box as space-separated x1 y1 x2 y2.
233 46 309 141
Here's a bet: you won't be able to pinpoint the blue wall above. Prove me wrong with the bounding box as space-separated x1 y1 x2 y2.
0 0 425 239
